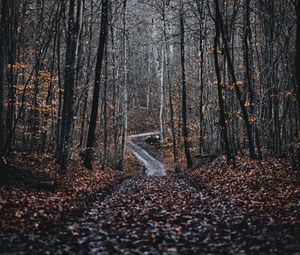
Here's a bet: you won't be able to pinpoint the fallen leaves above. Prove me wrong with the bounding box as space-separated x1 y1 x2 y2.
0 151 299 254
190 154 300 223
0 152 125 234
66 177 298 254
1 174 299 254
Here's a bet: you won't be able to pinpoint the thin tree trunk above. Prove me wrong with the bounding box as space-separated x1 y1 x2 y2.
79 90 88 147
196 0 205 155
79 0 92 148
119 0 128 170
296 0 300 122
0 0 9 155
110 23 119 167
84 0 109 169
163 4 179 171
5 0 17 153
180 9 193 169
159 48 165 143
102 44 108 170
216 0 257 159
60 0 82 172
213 0 233 164
243 0 262 159
146 46 152 111
31 0 43 151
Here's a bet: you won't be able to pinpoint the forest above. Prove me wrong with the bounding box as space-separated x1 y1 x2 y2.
0 0 299 254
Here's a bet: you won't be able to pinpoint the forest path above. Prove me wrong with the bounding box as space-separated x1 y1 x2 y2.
128 132 167 176
5 176 297 254
1 135 299 254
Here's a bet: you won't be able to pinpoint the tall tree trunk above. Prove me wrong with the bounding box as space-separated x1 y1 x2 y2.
79 90 88 147
31 0 42 151
213 0 233 164
110 23 119 167
119 0 128 170
180 9 193 169
84 0 109 169
5 0 17 153
163 3 179 171
295 0 300 167
216 0 257 159
102 44 108 170
159 48 165 143
56 1 64 157
146 46 152 111
79 0 92 148
0 0 9 155
243 0 262 159
195 0 205 155
60 0 82 172
296 0 300 122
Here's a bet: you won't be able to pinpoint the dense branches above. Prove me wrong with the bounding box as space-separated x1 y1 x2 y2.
0 0 298 171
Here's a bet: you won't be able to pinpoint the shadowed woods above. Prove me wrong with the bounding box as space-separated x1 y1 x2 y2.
1 132 299 254
0 0 300 253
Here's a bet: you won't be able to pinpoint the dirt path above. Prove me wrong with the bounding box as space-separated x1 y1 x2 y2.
71 177 299 254
0 136 299 254
128 132 166 176
2 176 298 254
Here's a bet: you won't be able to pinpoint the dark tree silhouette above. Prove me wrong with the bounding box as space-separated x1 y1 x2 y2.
84 0 109 169
59 0 83 172
180 5 193 169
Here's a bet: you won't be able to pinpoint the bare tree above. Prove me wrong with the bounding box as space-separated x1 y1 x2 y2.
59 0 84 172
84 0 109 169
179 3 193 168
119 0 128 170
0 0 9 155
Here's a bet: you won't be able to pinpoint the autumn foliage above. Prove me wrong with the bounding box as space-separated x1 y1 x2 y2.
0 153 125 233
190 155 300 223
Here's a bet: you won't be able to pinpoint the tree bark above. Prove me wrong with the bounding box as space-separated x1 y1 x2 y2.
159 47 165 143
163 3 179 170
216 0 257 159
84 0 109 169
195 0 205 155
213 0 234 164
243 0 262 159
0 0 9 155
146 46 152 111
5 0 17 153
119 0 128 170
180 9 193 169
110 23 119 167
60 0 83 172
296 0 300 122
102 44 108 170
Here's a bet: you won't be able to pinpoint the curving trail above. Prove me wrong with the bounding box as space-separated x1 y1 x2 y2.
2 177 298 254
0 132 299 254
128 132 166 176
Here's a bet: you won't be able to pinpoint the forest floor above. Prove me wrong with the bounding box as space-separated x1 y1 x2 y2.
138 136 300 224
0 141 299 254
